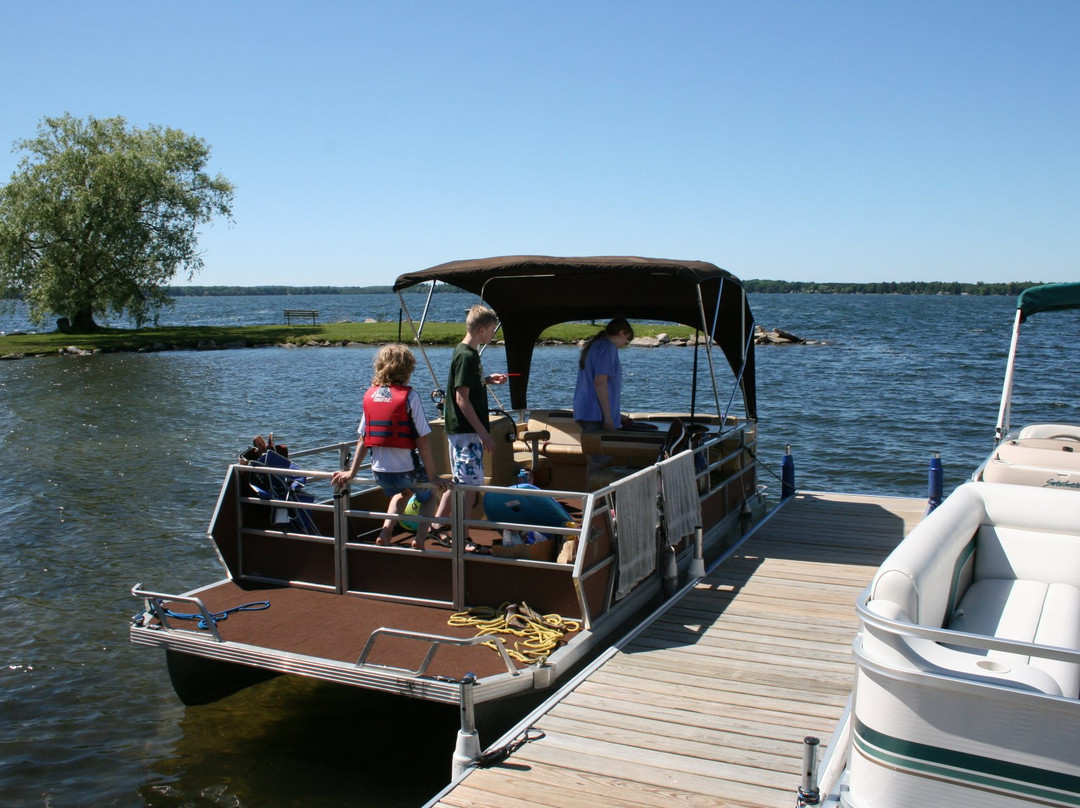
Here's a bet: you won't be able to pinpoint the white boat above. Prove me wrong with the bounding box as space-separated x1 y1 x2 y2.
813 282 1080 807
130 256 766 755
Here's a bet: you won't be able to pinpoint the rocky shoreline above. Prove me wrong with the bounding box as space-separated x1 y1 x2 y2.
2 326 814 361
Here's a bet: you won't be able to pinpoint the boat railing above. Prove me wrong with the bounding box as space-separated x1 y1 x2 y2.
857 587 1080 670
212 423 758 629
132 584 226 643
355 628 520 677
695 426 757 500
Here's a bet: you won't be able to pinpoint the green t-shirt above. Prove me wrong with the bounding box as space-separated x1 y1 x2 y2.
444 342 488 435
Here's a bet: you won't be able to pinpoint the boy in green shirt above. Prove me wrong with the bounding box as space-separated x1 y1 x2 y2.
434 305 507 538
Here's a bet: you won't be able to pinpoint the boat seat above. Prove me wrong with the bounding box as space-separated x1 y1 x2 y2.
512 410 587 490
981 425 1080 489
869 482 1080 698
427 415 518 486
949 578 1080 698
1016 423 1080 441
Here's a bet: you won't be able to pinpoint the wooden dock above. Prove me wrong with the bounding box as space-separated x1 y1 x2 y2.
429 491 926 808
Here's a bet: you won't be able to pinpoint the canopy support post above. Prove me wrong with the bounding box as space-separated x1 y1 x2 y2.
995 307 1024 444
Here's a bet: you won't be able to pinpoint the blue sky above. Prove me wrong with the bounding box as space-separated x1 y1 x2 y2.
2 1 1077 286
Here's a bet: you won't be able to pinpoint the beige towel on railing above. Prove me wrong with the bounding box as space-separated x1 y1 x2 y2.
614 468 658 599
659 450 701 545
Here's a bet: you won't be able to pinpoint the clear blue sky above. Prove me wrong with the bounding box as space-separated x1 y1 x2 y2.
2 1 1077 286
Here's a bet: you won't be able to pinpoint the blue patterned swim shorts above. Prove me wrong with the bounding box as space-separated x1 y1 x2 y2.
447 433 485 485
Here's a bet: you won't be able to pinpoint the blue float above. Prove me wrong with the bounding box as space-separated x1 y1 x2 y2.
483 483 573 528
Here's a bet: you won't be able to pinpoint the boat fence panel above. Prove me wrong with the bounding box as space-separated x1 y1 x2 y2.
205 423 759 623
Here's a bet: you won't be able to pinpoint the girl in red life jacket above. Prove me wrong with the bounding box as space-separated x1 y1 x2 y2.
332 344 446 549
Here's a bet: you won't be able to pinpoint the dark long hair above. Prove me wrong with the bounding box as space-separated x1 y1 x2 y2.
578 318 633 369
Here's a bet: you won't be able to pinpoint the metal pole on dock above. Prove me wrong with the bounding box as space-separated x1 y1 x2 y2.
451 673 481 781
797 736 821 806
689 525 705 579
662 545 678 597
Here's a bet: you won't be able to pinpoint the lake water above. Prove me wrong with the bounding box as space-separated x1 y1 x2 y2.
1 291 1077 806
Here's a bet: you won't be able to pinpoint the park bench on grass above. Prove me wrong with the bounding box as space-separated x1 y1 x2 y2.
284 309 319 325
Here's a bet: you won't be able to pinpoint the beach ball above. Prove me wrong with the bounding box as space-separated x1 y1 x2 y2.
401 495 421 532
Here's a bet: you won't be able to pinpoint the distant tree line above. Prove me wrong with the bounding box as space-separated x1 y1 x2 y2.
743 280 1041 295
164 282 454 296
159 280 1044 298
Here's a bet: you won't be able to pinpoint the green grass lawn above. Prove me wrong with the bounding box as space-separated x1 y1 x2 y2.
0 322 699 357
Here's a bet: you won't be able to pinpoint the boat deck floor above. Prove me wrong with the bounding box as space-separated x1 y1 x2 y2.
159 523 565 682
429 491 926 808
169 578 538 680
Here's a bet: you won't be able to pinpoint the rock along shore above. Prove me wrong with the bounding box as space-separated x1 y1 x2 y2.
2 326 815 361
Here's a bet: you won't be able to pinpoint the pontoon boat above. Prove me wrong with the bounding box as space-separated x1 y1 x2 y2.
813 282 1080 807
130 256 766 748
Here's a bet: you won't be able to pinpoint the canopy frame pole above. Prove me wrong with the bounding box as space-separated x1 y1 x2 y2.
690 335 699 422
724 325 755 429
994 307 1024 444
696 283 725 421
723 285 753 424
397 287 445 400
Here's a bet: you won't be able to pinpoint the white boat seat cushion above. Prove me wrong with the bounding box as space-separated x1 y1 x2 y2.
949 578 1080 698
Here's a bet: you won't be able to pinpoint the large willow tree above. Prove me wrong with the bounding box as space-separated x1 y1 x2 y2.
0 114 235 331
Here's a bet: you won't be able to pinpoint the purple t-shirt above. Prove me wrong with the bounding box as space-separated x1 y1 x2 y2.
572 337 621 423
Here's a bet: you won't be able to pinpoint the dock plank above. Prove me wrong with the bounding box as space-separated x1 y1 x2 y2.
430 492 925 808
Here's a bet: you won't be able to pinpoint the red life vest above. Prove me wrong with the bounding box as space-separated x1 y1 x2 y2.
363 385 417 449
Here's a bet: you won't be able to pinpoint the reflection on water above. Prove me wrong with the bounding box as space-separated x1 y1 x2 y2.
141 680 463 808
1 293 1077 805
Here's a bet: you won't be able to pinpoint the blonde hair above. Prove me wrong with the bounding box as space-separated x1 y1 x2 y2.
465 304 498 334
371 343 416 387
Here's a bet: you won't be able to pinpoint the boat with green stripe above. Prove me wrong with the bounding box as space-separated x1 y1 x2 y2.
811 283 1080 807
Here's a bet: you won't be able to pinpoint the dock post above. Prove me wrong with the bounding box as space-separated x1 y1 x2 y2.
662 545 678 597
781 444 795 499
688 525 705 579
797 735 821 806
926 451 943 513
451 673 481 781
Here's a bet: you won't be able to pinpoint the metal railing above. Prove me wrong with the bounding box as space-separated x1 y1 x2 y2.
194 421 759 637
356 628 520 677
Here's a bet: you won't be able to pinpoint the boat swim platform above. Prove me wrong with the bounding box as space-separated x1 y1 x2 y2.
428 491 926 808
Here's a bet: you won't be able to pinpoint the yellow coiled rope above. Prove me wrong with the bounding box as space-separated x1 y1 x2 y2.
448 601 582 664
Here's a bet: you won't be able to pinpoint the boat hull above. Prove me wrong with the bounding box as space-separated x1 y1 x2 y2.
846 643 1080 807
165 649 280 706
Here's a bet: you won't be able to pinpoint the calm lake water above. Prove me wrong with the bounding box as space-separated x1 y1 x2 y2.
1 292 1077 806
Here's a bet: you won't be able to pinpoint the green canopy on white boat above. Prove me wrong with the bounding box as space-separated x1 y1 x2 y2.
1017 282 1080 322
997 281 1080 440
